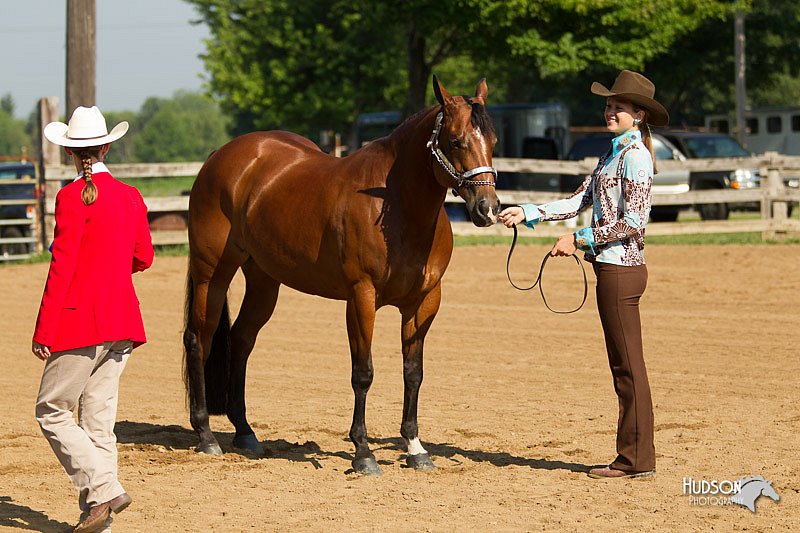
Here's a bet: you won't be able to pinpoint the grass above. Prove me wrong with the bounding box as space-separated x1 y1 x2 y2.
4 221 798 268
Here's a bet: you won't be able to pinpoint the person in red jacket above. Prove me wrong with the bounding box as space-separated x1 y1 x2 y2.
32 106 153 533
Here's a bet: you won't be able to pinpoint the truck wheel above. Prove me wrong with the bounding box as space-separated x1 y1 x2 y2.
698 202 729 221
650 208 679 222
0 227 26 258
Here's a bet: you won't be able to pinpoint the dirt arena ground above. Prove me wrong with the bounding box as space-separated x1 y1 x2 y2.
1 243 798 532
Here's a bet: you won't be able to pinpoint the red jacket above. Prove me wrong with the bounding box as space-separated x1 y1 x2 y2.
33 168 153 352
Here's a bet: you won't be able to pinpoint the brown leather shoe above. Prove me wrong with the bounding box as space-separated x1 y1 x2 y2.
108 492 132 514
587 466 655 479
73 493 132 533
72 504 110 533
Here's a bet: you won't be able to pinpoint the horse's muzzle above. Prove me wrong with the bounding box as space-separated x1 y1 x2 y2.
469 196 501 227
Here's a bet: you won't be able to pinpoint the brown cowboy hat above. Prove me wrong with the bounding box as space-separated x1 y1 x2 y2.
591 70 669 127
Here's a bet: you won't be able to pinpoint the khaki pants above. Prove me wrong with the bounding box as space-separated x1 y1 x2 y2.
35 340 132 511
593 262 655 473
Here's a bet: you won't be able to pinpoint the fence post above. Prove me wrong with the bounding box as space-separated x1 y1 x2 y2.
39 96 61 250
762 151 786 241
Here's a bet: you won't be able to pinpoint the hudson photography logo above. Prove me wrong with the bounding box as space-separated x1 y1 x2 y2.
683 475 781 513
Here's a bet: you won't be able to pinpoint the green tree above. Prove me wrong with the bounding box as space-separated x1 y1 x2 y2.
642 0 800 127
133 91 230 162
102 110 138 163
0 109 33 157
188 0 735 138
1 93 14 116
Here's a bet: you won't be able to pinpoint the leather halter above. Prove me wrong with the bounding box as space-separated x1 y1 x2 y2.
426 111 497 194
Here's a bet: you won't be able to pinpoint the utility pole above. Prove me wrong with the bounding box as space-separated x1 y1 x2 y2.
66 0 96 119
734 10 746 146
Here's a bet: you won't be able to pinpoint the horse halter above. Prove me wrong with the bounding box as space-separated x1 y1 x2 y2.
426 111 497 194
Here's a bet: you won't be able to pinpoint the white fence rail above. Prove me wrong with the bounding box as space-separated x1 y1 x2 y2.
39 153 800 246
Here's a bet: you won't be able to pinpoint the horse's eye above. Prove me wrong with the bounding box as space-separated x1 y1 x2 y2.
450 138 462 149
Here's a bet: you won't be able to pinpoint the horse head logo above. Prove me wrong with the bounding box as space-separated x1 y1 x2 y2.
730 476 781 513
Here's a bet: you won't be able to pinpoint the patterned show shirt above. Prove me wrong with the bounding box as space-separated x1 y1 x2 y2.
521 129 653 266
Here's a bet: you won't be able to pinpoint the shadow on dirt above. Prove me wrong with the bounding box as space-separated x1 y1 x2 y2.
0 496 72 532
115 421 590 474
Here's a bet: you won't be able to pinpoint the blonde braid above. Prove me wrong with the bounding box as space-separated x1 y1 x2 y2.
76 148 100 205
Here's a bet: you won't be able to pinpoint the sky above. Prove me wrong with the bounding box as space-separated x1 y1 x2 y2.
0 0 210 119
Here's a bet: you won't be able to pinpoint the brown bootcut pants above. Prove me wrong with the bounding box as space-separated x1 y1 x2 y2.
593 262 655 473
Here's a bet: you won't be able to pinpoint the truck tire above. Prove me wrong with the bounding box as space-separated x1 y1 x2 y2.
650 208 679 222
0 227 26 258
697 202 729 221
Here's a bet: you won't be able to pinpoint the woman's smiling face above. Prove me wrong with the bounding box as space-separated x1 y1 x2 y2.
604 96 643 135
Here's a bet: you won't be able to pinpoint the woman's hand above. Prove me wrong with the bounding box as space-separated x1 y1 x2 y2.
498 206 525 228
32 340 51 361
550 233 577 256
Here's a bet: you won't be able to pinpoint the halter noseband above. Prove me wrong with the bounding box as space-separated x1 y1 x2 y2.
426 111 497 194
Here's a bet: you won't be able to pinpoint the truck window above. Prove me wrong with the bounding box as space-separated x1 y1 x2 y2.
792 115 800 132
746 118 759 134
652 138 675 161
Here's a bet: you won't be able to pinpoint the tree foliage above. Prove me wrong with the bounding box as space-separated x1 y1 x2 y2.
641 1 800 126
188 0 743 138
0 107 33 158
133 91 230 162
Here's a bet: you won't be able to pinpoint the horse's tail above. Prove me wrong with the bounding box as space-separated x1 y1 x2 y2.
183 269 232 415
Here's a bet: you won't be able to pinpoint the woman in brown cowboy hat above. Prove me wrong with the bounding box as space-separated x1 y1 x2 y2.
499 70 668 478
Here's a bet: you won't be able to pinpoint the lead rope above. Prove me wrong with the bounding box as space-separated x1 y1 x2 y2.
505 224 588 314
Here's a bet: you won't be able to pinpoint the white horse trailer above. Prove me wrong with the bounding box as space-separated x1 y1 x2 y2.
705 107 800 155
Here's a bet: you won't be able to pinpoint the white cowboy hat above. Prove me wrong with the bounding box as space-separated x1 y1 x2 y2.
44 105 129 148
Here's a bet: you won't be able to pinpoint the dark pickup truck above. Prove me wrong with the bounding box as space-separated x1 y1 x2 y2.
0 162 38 259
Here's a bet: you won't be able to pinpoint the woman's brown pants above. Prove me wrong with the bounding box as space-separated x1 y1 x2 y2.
593 262 655 473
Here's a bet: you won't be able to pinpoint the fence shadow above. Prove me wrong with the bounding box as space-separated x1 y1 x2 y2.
0 496 72 532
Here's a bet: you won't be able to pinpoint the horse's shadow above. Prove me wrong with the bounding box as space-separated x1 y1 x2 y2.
115 421 351 469
115 421 589 473
368 437 589 473
0 496 72 532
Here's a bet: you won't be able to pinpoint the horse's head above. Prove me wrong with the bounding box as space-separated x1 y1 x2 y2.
761 481 781 502
429 76 500 227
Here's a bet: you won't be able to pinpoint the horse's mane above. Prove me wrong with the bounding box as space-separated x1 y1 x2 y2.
468 99 495 137
387 97 496 141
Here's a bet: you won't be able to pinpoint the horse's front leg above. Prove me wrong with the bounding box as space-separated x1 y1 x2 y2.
346 283 381 475
399 282 441 471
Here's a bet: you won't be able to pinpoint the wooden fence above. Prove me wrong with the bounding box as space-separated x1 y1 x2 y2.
31 97 800 252
38 153 800 247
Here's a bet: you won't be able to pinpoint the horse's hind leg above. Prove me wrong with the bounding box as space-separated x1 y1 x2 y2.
227 259 281 454
398 282 441 471
184 249 245 455
346 283 381 475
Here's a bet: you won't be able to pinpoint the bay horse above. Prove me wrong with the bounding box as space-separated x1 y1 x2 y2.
183 76 500 475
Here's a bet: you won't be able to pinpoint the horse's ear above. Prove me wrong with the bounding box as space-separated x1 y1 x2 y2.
433 75 452 106
475 78 488 102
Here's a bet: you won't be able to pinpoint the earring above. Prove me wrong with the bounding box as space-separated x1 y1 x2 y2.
633 118 641 126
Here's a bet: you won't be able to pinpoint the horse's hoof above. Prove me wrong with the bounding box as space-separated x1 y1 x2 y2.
233 433 265 455
406 453 436 471
352 457 382 476
195 442 223 455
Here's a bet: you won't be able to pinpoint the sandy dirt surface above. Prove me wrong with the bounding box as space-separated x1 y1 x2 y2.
1 244 798 532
